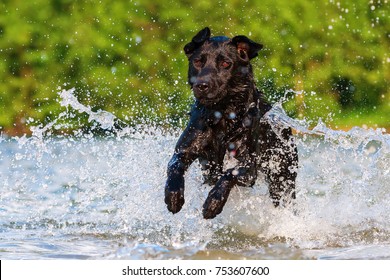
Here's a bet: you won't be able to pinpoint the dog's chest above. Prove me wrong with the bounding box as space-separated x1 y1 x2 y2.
207 109 258 157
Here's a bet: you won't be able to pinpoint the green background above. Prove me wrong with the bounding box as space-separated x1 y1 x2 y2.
0 0 389 135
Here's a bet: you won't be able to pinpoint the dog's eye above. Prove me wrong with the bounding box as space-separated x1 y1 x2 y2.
220 60 231 69
193 59 203 68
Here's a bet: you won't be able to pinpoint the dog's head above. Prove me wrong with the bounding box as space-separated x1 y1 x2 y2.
184 27 263 106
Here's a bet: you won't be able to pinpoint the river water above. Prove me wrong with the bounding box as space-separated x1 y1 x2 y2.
1 89 389 259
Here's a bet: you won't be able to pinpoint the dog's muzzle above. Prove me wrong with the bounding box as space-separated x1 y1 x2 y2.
195 82 209 93
192 79 222 105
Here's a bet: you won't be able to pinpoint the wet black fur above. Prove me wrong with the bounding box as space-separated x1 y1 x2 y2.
165 27 298 219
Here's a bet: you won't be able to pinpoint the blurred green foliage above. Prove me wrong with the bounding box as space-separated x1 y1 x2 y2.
0 0 389 135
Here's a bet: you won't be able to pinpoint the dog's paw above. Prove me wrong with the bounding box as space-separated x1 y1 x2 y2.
202 188 228 219
165 188 184 214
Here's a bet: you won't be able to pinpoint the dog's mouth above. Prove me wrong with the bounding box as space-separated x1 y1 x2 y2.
190 78 228 107
199 99 217 106
192 87 225 106
195 94 222 106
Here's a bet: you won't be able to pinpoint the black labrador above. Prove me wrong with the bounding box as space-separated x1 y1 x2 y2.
164 27 298 219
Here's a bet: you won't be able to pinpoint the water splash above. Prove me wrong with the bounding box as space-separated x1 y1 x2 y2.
58 88 116 130
1 88 389 259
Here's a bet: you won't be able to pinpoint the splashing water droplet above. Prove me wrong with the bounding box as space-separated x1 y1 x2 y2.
228 112 236 119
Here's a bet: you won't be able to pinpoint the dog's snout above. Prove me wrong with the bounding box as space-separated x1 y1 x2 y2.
195 82 209 92
193 78 219 104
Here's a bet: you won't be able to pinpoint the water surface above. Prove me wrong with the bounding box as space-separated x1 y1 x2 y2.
1 89 389 260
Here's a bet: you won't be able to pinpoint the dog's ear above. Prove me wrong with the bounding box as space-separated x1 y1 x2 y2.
184 27 211 58
232 35 263 60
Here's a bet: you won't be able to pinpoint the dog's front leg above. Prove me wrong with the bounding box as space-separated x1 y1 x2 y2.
165 121 211 214
202 165 256 219
164 152 192 214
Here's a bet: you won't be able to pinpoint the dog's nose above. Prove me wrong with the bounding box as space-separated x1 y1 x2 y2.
195 83 209 92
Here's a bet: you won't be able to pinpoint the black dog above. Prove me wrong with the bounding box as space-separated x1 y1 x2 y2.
164 27 298 219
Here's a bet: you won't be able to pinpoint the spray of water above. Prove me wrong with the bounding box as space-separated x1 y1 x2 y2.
1 88 389 259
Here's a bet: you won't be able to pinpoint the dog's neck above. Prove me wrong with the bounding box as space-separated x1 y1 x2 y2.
221 77 258 115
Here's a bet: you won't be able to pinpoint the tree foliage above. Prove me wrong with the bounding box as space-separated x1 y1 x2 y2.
0 0 389 134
